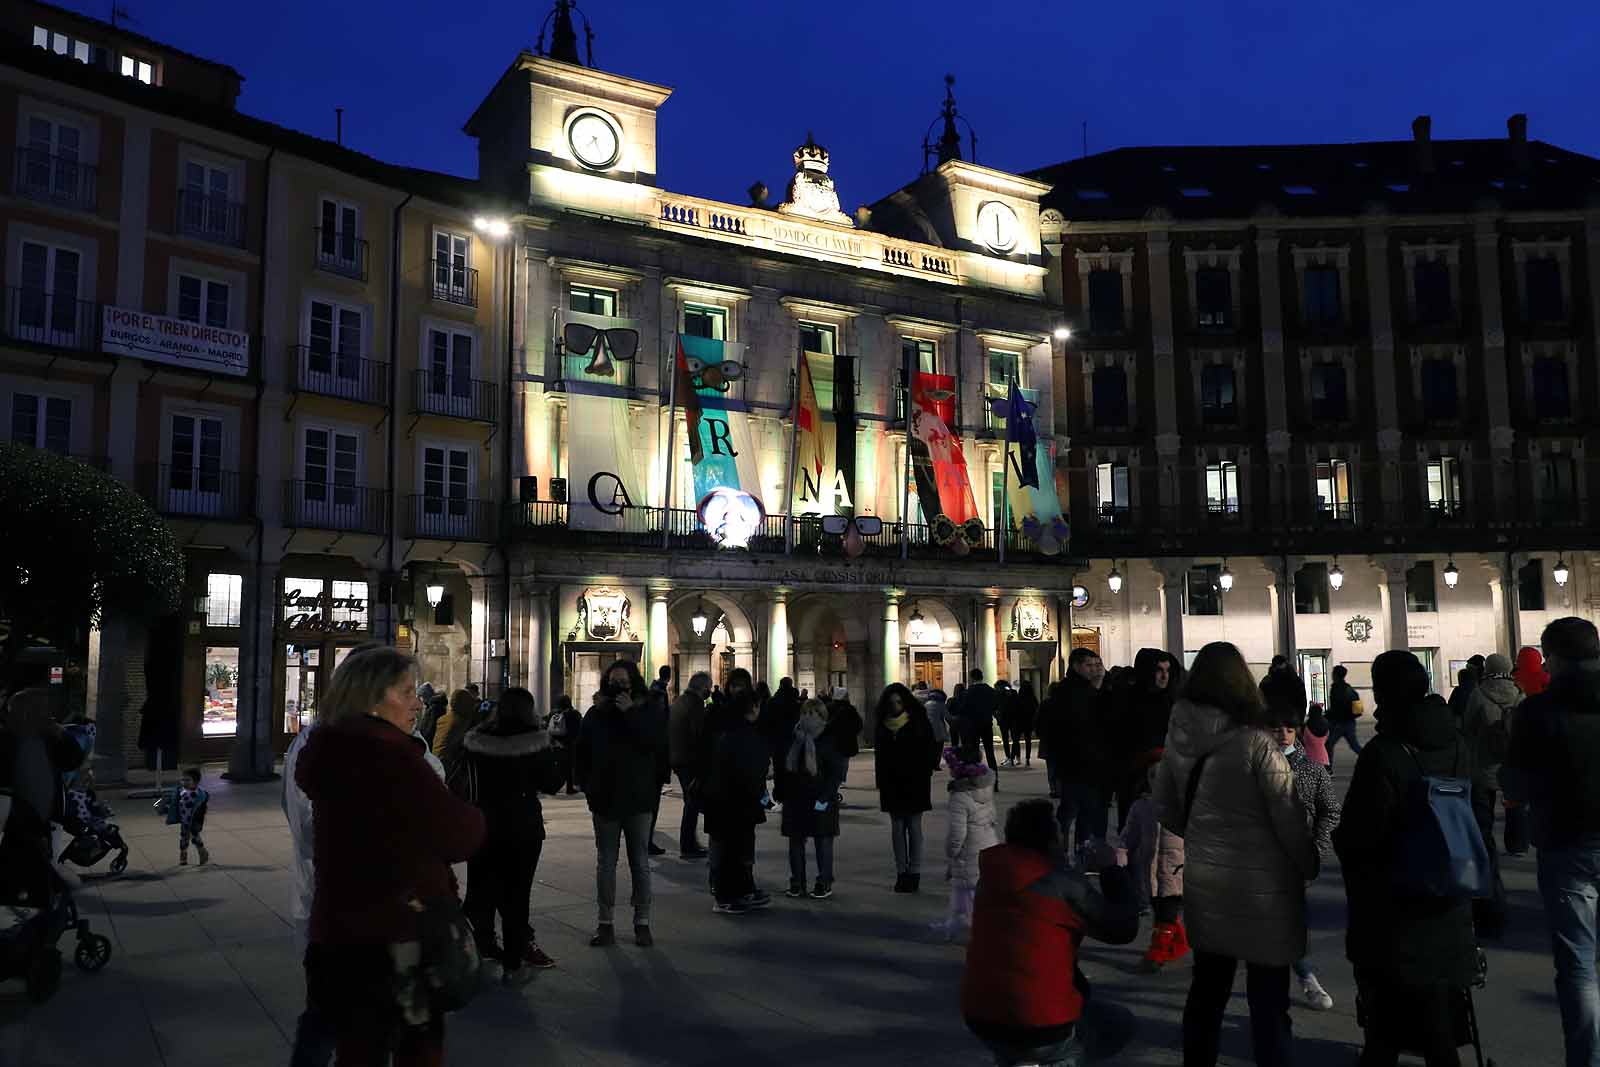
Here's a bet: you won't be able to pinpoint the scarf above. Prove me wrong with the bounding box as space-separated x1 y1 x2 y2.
882 711 910 734
787 711 827 777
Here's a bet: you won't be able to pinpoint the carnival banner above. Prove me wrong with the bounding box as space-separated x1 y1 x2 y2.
567 387 647 531
1000 383 1068 554
792 350 854 515
909 371 978 524
675 334 765 546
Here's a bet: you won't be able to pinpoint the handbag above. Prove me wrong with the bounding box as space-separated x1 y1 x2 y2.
408 892 480 1013
1350 696 1366 718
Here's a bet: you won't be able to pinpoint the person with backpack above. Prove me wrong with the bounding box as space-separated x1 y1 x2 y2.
1505 618 1600 1067
1334 649 1482 1067
1460 652 1519 939
1326 665 1364 771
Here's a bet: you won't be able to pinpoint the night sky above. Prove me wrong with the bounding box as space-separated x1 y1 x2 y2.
88 0 1600 206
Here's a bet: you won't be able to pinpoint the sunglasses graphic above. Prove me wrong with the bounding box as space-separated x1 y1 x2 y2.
563 322 640 377
683 356 745 392
819 515 883 537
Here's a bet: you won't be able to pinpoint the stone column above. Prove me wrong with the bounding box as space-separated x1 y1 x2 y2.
86 614 135 783
766 590 790 686
525 585 550 714
981 598 999 684
1257 232 1290 439
228 560 280 782
1159 559 1188 659
1485 556 1522 658
1376 555 1410 652
365 567 391 647
1148 229 1181 513
465 575 489 689
882 593 902 690
648 589 671 686
1270 557 1298 664
1362 224 1404 511
1474 222 1517 514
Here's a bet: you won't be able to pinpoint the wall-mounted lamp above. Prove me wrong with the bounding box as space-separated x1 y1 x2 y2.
1053 326 1072 341
473 216 511 240
1555 557 1571 588
1443 559 1460 589
1107 565 1124 595
691 599 709 638
1328 559 1345 591
426 583 445 609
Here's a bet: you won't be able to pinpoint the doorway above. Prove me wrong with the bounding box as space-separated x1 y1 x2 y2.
912 652 944 691
1298 650 1330 709
570 653 603 711
1070 626 1102 658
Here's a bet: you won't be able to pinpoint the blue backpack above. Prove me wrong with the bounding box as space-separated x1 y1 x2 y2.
1392 741 1491 898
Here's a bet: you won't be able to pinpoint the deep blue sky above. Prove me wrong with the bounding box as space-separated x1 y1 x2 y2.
96 0 1600 205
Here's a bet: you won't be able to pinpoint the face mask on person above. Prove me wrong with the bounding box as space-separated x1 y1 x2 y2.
1281 743 1296 756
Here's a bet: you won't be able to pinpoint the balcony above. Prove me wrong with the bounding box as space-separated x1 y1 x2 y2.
314 228 368 281
431 261 479 307
412 370 497 423
138 463 253 520
282 481 388 535
176 189 247 248
406 495 498 542
288 346 388 406
1 286 99 352
12 147 97 210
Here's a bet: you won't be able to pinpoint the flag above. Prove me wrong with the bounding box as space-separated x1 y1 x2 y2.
674 335 706 465
909 371 978 523
793 350 850 514
1005 377 1039 488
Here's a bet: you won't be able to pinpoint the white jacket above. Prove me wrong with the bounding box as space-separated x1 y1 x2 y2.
282 723 445 954
945 770 999 887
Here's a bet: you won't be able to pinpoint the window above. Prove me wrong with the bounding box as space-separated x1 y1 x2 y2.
1205 461 1240 516
1518 559 1545 612
422 445 471 525
120 55 154 84
181 160 237 241
1088 269 1124 333
1314 460 1352 519
303 427 360 506
11 393 71 453
177 275 230 328
1526 257 1564 322
206 573 243 628
319 199 361 274
1427 456 1462 515
990 470 1007 531
168 413 223 507
432 231 471 302
1092 366 1129 427
1096 461 1130 521
1532 357 1571 419
1414 260 1453 324
683 303 726 340
1303 266 1341 327
1310 363 1348 421
1412 647 1438 693
1199 365 1237 424
309 300 363 380
330 580 368 628
18 240 82 337
986 350 1021 429
202 646 239 736
569 284 617 316
902 338 937 374
1196 267 1231 328
1420 359 1458 421
799 322 836 355
1538 456 1578 521
1407 561 1438 613
21 115 83 201
32 26 93 63
427 327 474 400
1295 562 1331 614
1185 565 1223 616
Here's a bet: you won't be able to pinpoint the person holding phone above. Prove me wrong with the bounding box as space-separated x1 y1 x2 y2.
781 698 846 900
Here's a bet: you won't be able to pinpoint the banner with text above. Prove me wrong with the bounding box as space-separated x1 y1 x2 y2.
792 351 855 515
676 334 765 546
568 388 648 531
102 307 249 376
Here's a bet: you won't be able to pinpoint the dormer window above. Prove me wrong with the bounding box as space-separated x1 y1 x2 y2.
120 54 154 85
33 26 92 63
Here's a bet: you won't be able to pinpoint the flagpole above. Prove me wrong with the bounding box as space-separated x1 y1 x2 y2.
660 333 679 552
997 374 1012 566
784 335 802 555
900 345 912 562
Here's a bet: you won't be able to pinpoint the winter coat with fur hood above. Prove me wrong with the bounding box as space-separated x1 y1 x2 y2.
463 719 566 843
945 767 999 886
1155 698 1318 967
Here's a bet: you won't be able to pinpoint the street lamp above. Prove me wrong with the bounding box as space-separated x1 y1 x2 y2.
1328 558 1345 591
690 599 709 637
473 215 510 240
1555 557 1571 587
1218 561 1234 593
426 582 445 609
1443 559 1460 589
1053 325 1072 341
1107 565 1124 595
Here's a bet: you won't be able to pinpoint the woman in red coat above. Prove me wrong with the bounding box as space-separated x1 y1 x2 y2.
295 647 486 1066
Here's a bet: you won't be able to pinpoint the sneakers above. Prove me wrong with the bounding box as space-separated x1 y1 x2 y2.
647 843 668 857
589 925 616 947
742 889 772 910
196 844 210 865
786 879 806 899
524 944 556 970
810 880 833 900
1299 975 1334 1011
893 873 910 893
634 924 654 947
178 852 188 866
502 965 536 989
712 900 750 915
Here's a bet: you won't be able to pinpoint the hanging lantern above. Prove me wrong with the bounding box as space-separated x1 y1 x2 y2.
1218 562 1234 593
1107 566 1124 595
1328 560 1345 591
425 582 445 608
1555 557 1571 587
1443 559 1459 589
691 599 709 637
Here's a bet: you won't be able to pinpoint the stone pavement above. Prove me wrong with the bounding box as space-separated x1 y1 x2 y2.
0 729 1564 1066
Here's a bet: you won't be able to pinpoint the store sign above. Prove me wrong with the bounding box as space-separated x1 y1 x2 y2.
102 306 250 377
280 588 367 633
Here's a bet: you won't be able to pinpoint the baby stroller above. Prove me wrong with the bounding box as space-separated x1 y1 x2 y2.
1355 947 1496 1067
0 789 114 1002
58 792 130 875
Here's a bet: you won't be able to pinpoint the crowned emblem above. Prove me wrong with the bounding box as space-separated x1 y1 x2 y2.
1011 600 1049 642
1344 615 1374 644
571 586 636 642
777 132 853 226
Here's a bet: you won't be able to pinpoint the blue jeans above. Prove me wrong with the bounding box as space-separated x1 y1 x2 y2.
1057 781 1107 853
1539 836 1600 1067
1326 719 1363 768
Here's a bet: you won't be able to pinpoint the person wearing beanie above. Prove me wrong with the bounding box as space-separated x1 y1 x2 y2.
934 744 999 942
1461 651 1521 939
1506 617 1600 1067
1506 646 1551 856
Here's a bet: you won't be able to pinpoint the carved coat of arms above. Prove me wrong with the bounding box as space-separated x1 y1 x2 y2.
573 587 634 642
1344 615 1374 643
1012 600 1049 642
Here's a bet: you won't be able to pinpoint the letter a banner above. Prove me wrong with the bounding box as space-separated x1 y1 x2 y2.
909 371 978 524
568 387 647 531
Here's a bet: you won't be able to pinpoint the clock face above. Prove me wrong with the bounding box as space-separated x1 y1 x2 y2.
566 109 621 170
976 200 1020 253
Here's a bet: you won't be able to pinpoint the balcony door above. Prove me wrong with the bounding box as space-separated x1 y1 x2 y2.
426 328 473 413
169 413 224 515
23 116 82 199
182 160 233 237
302 426 361 526
17 240 81 343
420 444 471 538
307 300 363 394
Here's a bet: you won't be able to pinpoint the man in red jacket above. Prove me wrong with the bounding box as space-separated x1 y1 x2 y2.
962 798 1139 1066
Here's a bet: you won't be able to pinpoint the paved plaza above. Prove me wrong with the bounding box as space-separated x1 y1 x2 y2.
1 727 1565 1066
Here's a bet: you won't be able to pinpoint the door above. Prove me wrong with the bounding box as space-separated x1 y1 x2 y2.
18 240 81 343
302 427 360 526
434 232 469 299
183 160 232 235
308 301 363 391
570 653 603 712
23 116 81 198
282 644 320 736
1070 626 1102 658
1297 651 1330 710
420 445 471 537
912 652 944 692
427 329 473 413
169 413 224 515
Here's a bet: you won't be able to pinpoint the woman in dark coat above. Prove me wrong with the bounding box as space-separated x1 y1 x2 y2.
874 682 942 893
1333 650 1480 1067
781 698 846 899
1014 680 1039 768
461 687 566 986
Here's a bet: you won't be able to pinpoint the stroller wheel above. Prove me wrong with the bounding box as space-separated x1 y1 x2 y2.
109 853 129 875
26 949 63 1002
75 933 112 972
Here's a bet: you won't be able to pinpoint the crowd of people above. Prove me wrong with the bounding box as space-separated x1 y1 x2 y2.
235 616 1598 1066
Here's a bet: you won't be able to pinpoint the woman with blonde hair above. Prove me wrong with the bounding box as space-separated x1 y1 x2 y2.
1155 641 1317 1066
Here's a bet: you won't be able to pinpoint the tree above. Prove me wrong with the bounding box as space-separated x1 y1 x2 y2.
0 445 185 672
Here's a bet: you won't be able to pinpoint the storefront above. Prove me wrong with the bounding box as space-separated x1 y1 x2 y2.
182 557 251 762
274 560 373 752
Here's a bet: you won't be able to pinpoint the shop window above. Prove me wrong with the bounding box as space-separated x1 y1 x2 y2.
1295 562 1331 614
202 646 240 736
568 284 617 316
1414 261 1453 325
1196 267 1231 328
799 322 836 355
282 577 325 623
330 580 369 629
1518 559 1545 612
1088 269 1124 333
206 573 243 627
1185 565 1223 616
1420 359 1458 420
1092 366 1129 428
1310 363 1348 421
1532 357 1571 419
1415 647 1439 694
1526 257 1564 322
903 338 937 374
683 303 726 340
1199 365 1237 424
1303 266 1342 327
1407 561 1438 613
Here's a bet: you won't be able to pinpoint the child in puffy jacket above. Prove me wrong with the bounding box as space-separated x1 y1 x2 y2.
936 745 999 942
1121 754 1189 971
